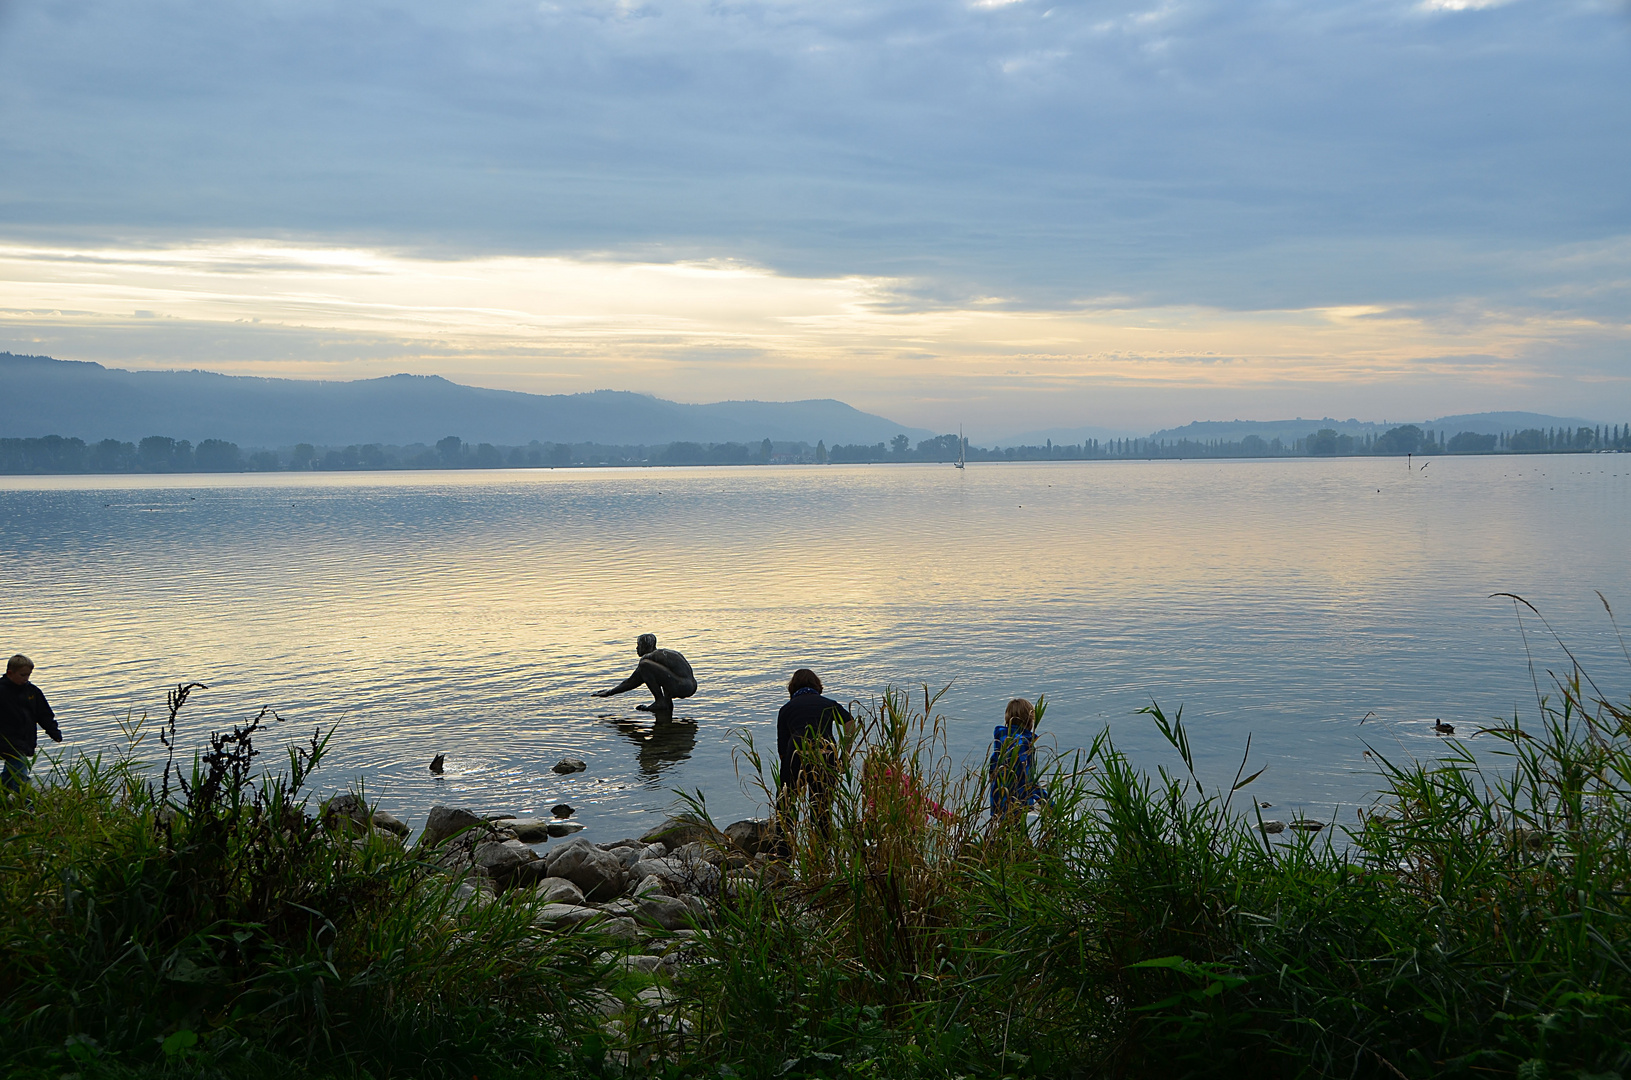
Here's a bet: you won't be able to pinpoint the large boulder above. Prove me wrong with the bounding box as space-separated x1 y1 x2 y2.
532 876 586 906
629 855 719 895
372 811 410 838
533 903 604 929
613 844 665 870
639 817 720 848
724 818 776 855
473 839 536 879
510 859 553 888
618 955 663 974
323 793 368 828
598 916 640 941
672 841 724 867
422 806 486 847
635 892 701 931
630 873 671 898
544 837 626 901
628 857 686 886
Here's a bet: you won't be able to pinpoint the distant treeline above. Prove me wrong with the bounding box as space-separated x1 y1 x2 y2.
2 423 1628 474
832 423 1631 462
0 434 827 474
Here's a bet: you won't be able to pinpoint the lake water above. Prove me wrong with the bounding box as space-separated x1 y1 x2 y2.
4 455 1630 843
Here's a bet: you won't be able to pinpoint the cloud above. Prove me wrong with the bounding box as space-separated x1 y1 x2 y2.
1418 0 1518 10
1 237 1624 430
0 0 1626 422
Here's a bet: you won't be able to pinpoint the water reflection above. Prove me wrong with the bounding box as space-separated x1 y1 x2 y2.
3 458 1628 841
600 713 698 781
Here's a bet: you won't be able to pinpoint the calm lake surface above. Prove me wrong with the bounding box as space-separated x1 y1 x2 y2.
5 456 1630 843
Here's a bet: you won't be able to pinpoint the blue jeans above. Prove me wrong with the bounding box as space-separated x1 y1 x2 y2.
1 753 30 793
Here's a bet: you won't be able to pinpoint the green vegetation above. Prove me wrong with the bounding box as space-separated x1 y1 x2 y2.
0 686 610 1080
6 624 1631 1078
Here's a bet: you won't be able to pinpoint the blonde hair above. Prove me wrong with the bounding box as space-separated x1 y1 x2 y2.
6 654 32 673
1004 698 1035 731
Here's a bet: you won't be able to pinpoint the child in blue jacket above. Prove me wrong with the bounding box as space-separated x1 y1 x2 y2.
989 697 1047 822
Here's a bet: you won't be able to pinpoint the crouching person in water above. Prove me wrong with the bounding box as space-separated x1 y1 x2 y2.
989 697 1047 831
0 654 62 794
592 633 697 715
776 668 852 839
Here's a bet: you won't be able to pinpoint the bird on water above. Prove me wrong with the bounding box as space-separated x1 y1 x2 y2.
429 753 445 773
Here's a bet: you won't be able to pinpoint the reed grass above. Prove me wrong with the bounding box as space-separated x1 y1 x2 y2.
0 685 607 1079
679 613 1631 1079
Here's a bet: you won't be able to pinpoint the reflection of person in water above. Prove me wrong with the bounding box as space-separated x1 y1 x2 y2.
604 715 698 780
592 634 697 714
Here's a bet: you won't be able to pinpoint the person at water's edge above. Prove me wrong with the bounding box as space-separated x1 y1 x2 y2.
592 634 697 714
0 654 61 793
776 668 852 834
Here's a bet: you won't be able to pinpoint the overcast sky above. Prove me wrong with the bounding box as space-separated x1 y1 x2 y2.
1 0 1627 433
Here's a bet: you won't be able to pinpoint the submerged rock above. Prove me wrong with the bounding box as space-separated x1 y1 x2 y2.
546 821 584 837
1288 819 1325 832
553 757 587 774
552 803 574 818
1258 820 1286 834
510 819 554 842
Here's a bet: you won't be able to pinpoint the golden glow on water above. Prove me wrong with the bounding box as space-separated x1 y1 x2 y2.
4 457 1628 838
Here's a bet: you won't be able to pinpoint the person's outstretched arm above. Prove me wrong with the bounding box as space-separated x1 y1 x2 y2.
592 668 647 698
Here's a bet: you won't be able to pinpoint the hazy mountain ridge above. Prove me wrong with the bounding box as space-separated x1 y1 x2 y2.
4 352 1613 453
0 353 934 447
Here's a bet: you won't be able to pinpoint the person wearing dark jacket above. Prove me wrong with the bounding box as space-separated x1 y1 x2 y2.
776 668 852 833
0 654 61 793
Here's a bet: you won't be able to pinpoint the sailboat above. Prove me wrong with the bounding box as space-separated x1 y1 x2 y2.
955 426 966 470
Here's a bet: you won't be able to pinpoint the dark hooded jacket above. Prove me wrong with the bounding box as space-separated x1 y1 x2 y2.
0 677 59 757
777 688 852 791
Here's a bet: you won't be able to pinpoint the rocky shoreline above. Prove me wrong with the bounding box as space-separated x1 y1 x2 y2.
323 794 783 1055
325 793 776 961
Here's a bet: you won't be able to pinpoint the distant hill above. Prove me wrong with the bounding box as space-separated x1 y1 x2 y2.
1422 412 1601 437
986 422 1143 448
0 353 934 448
1148 412 1598 444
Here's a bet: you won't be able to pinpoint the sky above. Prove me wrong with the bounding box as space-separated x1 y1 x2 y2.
0 0 1627 435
